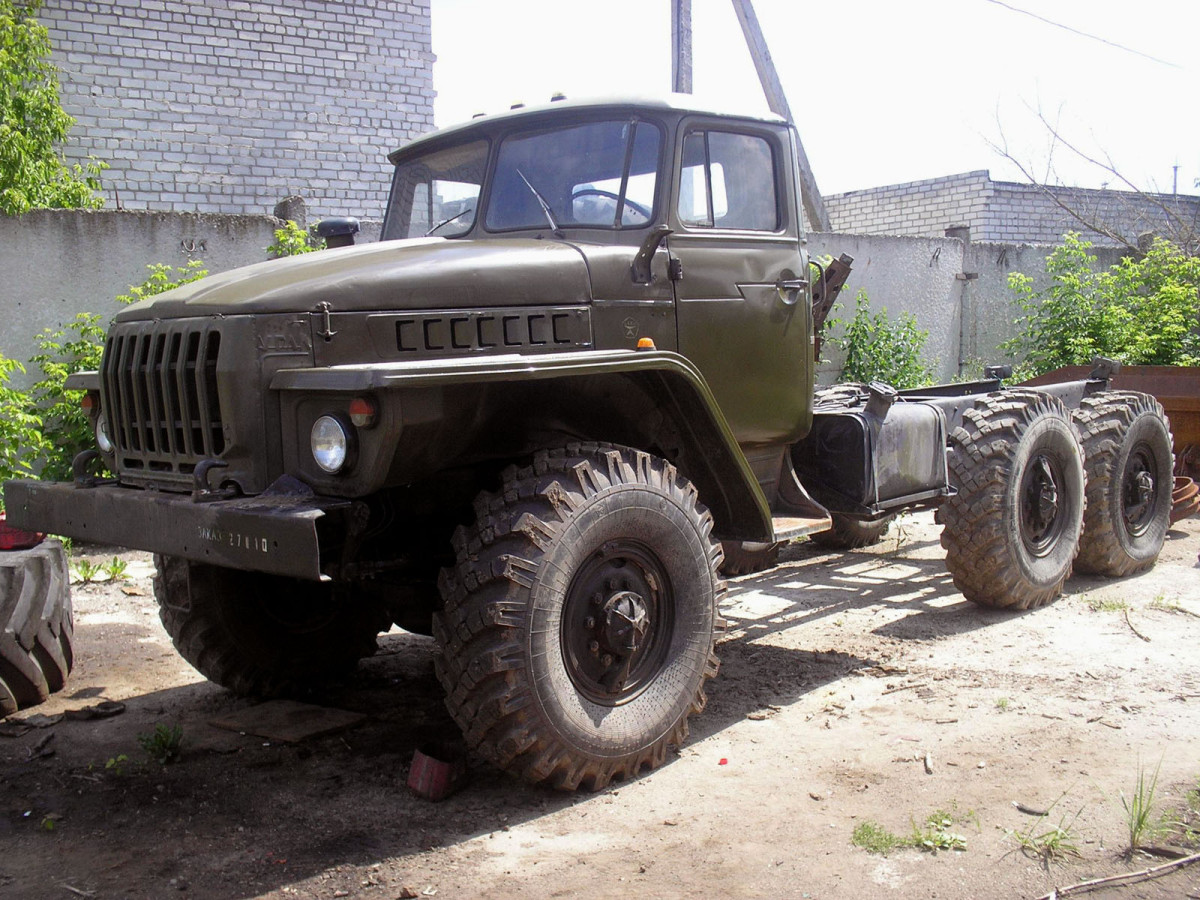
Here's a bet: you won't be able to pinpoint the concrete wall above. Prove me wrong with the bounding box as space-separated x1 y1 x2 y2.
41 0 434 219
1 210 1117 390
809 233 1128 384
0 209 380 382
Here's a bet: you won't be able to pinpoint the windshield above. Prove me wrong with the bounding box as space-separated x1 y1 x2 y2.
381 139 488 240
486 119 661 232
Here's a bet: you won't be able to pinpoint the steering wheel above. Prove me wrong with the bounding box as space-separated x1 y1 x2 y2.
571 188 652 221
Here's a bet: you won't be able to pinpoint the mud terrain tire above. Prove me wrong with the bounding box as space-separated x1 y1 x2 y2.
1 541 73 716
1072 391 1174 577
719 541 780 576
940 390 1085 610
154 556 387 697
434 444 724 790
810 513 894 549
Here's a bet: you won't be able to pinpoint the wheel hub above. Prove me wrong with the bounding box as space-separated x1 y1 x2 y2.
602 591 650 655
1021 455 1063 555
560 540 673 705
1122 446 1156 535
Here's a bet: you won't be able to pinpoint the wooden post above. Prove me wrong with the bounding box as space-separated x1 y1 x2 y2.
730 0 831 232
671 0 693 94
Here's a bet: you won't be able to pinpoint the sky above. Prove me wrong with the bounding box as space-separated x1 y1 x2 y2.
430 0 1199 198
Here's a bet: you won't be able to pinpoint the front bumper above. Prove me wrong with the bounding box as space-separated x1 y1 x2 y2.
3 479 353 582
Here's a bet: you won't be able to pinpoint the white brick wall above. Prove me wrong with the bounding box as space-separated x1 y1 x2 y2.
42 0 434 218
826 171 1199 247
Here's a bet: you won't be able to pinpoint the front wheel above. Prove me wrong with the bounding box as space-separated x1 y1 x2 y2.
155 557 388 697
940 390 1086 610
434 444 724 790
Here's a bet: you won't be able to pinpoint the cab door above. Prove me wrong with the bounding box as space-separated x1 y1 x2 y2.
668 119 813 449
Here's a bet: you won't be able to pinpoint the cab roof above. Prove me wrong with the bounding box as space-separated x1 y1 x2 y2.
389 94 789 163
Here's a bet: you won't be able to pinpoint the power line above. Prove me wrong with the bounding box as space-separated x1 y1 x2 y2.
981 0 1181 68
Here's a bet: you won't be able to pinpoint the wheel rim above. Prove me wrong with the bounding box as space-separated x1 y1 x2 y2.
1020 452 1066 556
1121 442 1158 536
561 540 674 706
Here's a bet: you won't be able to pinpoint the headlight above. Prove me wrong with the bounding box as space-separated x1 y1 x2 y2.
311 415 350 473
95 417 114 454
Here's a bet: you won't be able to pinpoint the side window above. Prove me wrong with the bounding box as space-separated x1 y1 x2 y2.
677 130 778 231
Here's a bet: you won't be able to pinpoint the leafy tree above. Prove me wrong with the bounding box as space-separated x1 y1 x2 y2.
1003 233 1200 379
827 290 934 389
1 0 105 214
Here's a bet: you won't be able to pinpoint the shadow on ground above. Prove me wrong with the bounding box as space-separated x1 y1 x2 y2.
3 536 1035 899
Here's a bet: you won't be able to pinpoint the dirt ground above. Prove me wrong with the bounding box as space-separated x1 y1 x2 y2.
3 512 1200 900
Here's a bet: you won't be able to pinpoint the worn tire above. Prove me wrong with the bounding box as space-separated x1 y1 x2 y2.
1072 391 1174 577
940 390 1086 610
154 556 388 697
719 541 780 576
434 444 725 790
1 541 73 716
810 513 894 549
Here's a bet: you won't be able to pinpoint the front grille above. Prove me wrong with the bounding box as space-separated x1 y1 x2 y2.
101 321 225 475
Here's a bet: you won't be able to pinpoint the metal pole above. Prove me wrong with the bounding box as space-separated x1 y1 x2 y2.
672 0 693 93
730 0 831 231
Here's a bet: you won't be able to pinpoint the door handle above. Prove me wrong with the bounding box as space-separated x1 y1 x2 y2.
775 278 809 306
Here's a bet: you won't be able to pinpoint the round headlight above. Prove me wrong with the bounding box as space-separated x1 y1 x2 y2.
95 417 114 454
311 415 350 473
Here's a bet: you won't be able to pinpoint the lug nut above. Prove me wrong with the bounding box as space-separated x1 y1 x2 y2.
589 640 600 654
585 616 595 629
601 654 613 667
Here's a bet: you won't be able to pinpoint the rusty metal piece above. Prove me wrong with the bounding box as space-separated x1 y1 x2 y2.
1177 444 1200 481
1026 365 1200 479
1172 476 1200 524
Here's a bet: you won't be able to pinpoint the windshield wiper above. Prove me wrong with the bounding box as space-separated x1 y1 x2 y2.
425 207 474 236
516 169 563 237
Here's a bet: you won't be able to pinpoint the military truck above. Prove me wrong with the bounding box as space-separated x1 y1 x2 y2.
4 97 1175 789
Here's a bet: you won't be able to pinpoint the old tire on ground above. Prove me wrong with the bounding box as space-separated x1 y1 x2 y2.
719 541 780 576
940 389 1086 610
1072 391 1174 577
1 540 73 716
154 556 388 697
434 443 724 790
810 513 894 549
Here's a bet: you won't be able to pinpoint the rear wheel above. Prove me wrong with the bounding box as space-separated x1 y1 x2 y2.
1 541 72 715
940 390 1086 610
1072 391 1173 576
810 513 893 549
434 444 724 790
155 556 387 697
719 541 780 576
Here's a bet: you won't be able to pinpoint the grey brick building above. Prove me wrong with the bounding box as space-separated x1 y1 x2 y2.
825 170 1200 247
41 0 434 218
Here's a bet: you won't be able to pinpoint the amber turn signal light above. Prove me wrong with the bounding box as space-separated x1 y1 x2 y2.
349 396 377 428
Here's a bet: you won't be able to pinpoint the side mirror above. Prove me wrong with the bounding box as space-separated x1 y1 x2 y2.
315 216 360 249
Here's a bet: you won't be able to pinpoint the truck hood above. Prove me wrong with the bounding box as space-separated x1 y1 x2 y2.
114 237 593 320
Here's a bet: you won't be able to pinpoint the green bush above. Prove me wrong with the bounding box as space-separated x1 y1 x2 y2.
827 290 933 389
1003 233 1200 379
25 261 208 480
0 355 45 500
267 219 324 257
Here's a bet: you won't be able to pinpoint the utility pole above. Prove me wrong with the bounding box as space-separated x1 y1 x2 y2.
729 0 831 232
671 0 692 94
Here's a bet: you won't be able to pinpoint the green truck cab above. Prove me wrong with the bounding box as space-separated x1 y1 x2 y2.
6 97 1175 789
